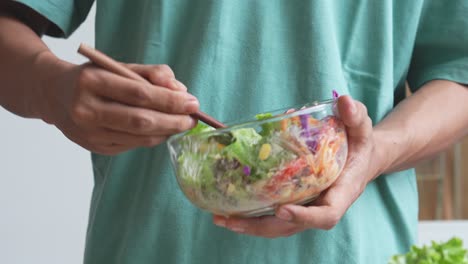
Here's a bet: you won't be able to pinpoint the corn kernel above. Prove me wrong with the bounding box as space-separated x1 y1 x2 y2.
259 143 272 160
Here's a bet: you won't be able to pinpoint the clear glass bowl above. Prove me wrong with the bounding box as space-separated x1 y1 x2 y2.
167 99 348 217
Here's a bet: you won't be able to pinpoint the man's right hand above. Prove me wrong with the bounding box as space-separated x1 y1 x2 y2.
37 52 199 155
1 2 199 155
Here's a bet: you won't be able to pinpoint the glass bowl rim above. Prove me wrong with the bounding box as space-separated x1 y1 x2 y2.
167 98 336 144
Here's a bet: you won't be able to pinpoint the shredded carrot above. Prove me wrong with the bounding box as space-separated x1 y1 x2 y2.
281 119 288 131
308 117 320 126
291 116 301 126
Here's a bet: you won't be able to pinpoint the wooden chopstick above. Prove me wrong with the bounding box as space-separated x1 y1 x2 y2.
77 43 226 129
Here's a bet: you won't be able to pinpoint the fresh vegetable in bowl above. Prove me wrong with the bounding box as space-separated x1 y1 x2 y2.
167 99 348 217
389 237 468 264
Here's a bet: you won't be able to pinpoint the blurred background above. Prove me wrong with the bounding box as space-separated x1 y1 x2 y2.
416 138 468 220
0 4 467 264
0 5 95 264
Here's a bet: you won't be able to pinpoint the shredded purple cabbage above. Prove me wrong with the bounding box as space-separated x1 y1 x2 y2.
243 166 251 176
306 140 318 154
332 90 340 116
299 114 309 132
333 90 339 100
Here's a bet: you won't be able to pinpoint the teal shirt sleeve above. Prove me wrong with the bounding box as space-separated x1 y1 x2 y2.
407 0 468 90
15 0 95 37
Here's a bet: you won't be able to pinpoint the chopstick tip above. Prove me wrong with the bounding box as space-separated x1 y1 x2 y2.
77 43 91 55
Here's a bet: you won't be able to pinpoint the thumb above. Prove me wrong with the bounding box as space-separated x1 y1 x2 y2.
336 95 373 139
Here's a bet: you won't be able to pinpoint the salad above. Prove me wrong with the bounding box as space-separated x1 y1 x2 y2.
168 101 348 217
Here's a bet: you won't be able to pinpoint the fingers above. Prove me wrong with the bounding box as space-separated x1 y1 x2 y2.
77 67 200 115
61 123 168 155
96 100 197 136
57 63 198 155
212 191 349 238
70 96 197 136
87 128 168 148
126 64 188 91
275 205 337 230
211 180 357 238
275 184 351 230
213 215 301 238
337 95 373 140
212 186 358 237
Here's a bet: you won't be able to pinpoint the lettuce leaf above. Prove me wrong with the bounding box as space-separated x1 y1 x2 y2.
222 128 262 166
255 113 273 120
186 123 214 135
389 237 468 264
255 112 276 137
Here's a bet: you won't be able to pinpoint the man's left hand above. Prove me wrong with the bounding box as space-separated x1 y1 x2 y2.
213 95 380 238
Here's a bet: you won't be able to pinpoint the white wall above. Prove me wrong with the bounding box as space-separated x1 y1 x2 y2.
0 6 96 264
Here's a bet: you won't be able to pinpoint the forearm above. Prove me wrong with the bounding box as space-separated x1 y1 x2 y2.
0 2 69 120
373 80 468 176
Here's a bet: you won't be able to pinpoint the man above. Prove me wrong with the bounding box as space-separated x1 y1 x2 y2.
1 0 467 263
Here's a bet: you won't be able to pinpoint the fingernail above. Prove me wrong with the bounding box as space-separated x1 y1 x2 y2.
171 79 179 89
173 79 187 91
184 94 199 112
276 208 293 221
214 218 226 227
228 226 245 233
186 93 198 102
189 117 197 128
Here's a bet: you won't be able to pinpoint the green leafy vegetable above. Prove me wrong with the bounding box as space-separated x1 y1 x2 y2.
186 123 214 135
177 153 215 186
255 113 273 120
210 133 234 145
389 237 468 264
255 112 276 136
222 128 262 166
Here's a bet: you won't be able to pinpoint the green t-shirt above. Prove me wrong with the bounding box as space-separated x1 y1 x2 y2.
18 0 468 263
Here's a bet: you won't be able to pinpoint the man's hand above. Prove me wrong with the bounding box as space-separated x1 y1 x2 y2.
38 53 199 155
212 96 378 237
1 3 198 155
